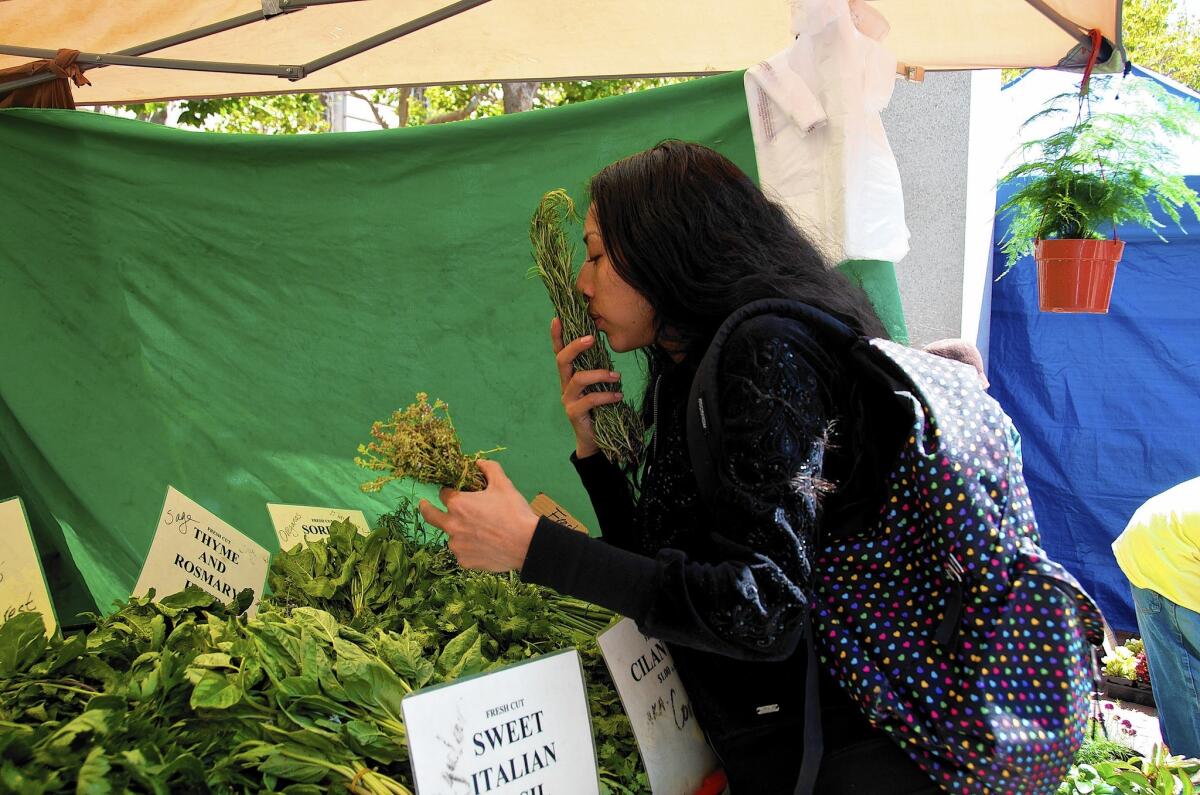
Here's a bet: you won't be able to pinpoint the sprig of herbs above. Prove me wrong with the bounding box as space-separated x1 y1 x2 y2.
354 392 503 493
531 189 644 469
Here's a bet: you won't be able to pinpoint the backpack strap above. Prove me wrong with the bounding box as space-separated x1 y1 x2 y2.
685 299 861 511
795 613 823 795
684 299 862 795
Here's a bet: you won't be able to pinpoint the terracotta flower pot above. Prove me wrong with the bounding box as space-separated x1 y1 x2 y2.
1034 238 1126 314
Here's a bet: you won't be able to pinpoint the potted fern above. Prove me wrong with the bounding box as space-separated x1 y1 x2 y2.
997 76 1200 313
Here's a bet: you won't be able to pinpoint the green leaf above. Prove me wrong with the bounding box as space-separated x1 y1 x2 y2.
189 670 243 709
334 656 407 718
40 710 112 765
39 631 87 675
288 609 340 646
376 623 434 688
257 744 329 784
0 612 49 675
76 747 112 795
436 625 485 680
276 676 320 698
190 652 234 669
158 588 220 612
343 719 406 764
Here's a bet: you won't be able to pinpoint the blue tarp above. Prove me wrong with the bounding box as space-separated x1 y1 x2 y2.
989 175 1200 632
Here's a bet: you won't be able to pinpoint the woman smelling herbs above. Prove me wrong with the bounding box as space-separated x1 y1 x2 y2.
420 141 938 793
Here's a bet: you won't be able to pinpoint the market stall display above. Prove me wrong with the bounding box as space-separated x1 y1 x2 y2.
0 503 650 793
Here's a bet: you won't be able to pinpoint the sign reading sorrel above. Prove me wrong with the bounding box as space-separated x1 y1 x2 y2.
265 503 370 551
133 486 271 617
0 497 59 634
597 618 719 795
402 649 599 795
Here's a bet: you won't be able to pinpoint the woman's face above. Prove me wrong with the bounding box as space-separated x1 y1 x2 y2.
576 205 656 353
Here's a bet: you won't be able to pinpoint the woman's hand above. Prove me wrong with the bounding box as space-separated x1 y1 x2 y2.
551 317 624 459
418 459 539 572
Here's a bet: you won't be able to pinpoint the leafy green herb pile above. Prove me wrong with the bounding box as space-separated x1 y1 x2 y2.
0 501 650 793
1057 743 1200 794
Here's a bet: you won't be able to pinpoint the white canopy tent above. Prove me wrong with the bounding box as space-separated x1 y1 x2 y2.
0 0 1122 105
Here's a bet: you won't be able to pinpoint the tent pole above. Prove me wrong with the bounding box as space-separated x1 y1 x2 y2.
301 0 495 76
0 46 300 78
1022 0 1089 41
0 0 367 98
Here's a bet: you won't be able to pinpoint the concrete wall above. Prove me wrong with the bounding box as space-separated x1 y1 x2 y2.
882 70 1002 350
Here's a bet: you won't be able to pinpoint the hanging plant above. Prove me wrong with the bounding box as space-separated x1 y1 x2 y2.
997 74 1200 312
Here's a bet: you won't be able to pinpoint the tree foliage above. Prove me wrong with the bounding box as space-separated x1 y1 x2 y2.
1124 0 1200 91
175 93 330 134
103 78 690 134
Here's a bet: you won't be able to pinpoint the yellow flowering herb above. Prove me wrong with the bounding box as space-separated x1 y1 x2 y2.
355 392 503 492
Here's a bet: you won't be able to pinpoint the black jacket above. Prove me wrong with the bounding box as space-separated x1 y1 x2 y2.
520 314 895 779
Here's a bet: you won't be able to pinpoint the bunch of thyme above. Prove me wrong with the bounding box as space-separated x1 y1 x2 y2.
355 392 502 492
531 189 644 469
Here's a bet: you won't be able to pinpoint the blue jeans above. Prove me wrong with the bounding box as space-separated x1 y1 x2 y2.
1131 586 1200 758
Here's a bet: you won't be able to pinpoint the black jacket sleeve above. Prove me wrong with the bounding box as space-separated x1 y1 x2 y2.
522 317 832 662
569 451 637 548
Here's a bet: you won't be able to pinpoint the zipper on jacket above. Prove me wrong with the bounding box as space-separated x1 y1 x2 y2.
645 373 663 479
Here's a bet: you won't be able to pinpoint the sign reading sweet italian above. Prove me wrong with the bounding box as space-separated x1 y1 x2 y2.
402 649 599 795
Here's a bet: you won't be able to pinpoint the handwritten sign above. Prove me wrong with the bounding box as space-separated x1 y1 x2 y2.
0 498 58 634
402 649 599 795
133 486 271 618
265 503 371 551
597 619 719 795
530 494 589 535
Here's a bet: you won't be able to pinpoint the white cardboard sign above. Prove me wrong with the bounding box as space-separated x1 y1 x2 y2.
133 486 271 617
402 649 599 795
265 503 371 551
597 619 719 795
0 497 58 634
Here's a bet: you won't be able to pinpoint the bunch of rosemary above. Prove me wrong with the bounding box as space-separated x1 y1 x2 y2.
354 392 502 493
531 189 644 469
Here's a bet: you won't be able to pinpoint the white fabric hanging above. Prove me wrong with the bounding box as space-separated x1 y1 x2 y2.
745 0 910 263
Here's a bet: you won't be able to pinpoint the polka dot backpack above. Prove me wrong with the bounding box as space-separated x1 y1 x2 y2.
686 299 1105 795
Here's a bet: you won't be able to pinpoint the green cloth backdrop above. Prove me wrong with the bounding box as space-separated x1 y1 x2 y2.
0 71 905 621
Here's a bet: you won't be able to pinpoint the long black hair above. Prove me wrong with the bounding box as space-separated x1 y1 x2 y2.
588 140 889 359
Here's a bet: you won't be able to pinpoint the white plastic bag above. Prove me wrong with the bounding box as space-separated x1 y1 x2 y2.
745 0 910 263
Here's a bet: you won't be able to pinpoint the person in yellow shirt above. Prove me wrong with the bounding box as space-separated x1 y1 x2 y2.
1112 475 1200 758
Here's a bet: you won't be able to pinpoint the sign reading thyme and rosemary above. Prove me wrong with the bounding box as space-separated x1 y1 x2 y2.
133 486 271 617
402 649 599 795
598 618 719 794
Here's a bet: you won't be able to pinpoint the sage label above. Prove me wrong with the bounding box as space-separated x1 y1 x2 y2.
133 486 270 617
